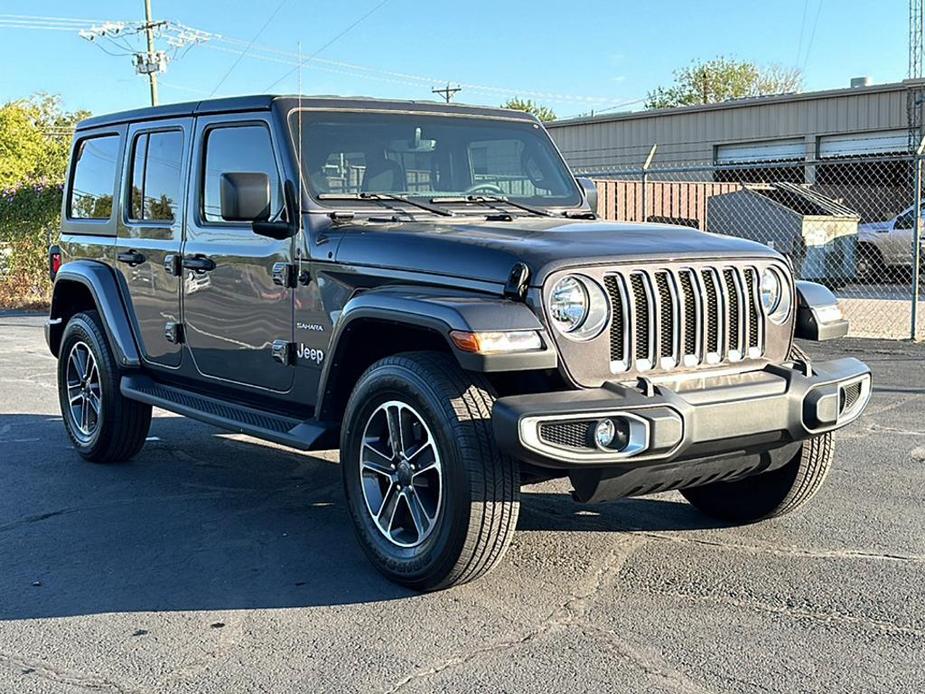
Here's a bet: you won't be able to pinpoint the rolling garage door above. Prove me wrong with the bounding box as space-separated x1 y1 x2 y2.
818 130 908 158
715 139 804 164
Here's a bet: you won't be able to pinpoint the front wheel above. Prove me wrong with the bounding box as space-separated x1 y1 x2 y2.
681 343 833 523
680 434 833 523
340 352 519 591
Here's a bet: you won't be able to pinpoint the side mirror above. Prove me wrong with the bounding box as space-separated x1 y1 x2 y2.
220 172 271 222
576 177 598 215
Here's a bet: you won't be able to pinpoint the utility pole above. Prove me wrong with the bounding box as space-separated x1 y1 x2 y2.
432 83 461 104
143 0 159 106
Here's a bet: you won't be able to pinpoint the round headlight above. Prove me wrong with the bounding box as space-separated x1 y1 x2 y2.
760 268 781 314
549 275 609 340
761 267 792 324
549 276 588 332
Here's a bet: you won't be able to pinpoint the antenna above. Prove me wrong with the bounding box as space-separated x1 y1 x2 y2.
297 41 305 276
910 0 924 149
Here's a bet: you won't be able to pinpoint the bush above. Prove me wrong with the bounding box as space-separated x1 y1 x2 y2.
0 181 62 308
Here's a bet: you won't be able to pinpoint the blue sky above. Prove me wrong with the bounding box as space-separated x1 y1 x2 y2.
0 1 909 119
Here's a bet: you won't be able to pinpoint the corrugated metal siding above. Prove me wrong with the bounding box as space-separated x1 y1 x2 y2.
549 82 918 171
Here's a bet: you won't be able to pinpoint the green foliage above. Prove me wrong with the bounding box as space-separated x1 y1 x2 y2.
646 58 803 110
0 93 86 307
501 98 557 122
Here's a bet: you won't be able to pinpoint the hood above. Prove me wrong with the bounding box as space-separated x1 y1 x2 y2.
330 218 781 287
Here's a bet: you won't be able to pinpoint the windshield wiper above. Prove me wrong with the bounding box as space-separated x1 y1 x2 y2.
430 194 554 217
318 192 455 217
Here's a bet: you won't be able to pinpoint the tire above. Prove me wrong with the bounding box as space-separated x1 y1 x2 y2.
57 310 152 463
340 351 519 591
680 344 833 524
856 244 885 284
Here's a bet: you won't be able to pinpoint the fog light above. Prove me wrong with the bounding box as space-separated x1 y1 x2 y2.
594 419 615 448
594 417 632 451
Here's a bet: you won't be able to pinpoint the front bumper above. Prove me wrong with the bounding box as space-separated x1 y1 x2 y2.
492 357 871 469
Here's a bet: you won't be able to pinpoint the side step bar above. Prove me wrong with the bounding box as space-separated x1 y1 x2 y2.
120 374 336 451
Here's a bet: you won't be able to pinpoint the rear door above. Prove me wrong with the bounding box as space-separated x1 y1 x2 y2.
116 118 191 368
180 113 294 392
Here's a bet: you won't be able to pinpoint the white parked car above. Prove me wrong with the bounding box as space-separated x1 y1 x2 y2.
856 203 924 281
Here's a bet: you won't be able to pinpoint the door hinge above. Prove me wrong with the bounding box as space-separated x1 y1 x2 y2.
164 321 184 344
271 339 296 365
164 254 182 277
272 262 298 289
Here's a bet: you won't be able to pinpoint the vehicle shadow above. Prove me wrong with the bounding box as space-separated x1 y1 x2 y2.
517 488 730 534
1 411 722 621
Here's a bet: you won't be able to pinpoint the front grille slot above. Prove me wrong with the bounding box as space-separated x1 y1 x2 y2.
678 270 699 361
744 268 761 352
629 273 651 366
655 272 675 362
722 269 742 359
602 263 766 374
604 275 626 366
701 269 721 357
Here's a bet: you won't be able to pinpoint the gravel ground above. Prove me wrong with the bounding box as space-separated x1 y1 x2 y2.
0 312 923 693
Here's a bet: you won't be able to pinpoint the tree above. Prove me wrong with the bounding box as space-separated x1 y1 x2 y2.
0 94 89 307
501 98 557 122
645 57 803 110
0 93 87 188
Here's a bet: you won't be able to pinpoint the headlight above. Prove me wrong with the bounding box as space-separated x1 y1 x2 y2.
761 267 792 324
549 275 609 340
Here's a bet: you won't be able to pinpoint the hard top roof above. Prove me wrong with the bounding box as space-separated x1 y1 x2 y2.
76 95 538 130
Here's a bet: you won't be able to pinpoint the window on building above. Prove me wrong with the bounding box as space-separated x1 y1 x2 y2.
128 130 183 222
202 124 281 223
69 134 120 220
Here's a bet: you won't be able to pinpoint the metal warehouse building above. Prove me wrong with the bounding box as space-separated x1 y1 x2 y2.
547 78 925 183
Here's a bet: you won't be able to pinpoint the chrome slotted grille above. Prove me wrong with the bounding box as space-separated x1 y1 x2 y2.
604 265 765 374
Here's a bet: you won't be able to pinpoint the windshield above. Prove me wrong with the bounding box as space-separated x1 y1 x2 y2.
288 110 582 208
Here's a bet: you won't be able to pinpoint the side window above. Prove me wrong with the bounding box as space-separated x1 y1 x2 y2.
202 124 281 223
69 134 120 220
128 130 183 223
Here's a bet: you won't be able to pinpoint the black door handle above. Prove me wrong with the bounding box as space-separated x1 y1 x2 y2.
117 251 146 266
182 255 216 273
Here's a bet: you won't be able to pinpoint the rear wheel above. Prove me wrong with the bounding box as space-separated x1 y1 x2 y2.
680 344 833 523
57 311 152 462
340 352 519 590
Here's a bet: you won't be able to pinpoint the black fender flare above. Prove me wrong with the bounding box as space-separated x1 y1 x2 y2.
794 280 849 341
315 287 557 419
47 260 141 368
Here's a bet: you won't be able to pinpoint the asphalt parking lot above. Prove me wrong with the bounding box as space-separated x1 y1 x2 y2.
1 312 923 693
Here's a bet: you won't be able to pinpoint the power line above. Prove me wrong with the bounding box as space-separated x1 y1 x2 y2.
801 0 824 70
0 12 640 109
263 0 391 91
795 0 809 66
209 0 288 96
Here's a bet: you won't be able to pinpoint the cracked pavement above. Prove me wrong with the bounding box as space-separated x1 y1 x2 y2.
0 312 923 693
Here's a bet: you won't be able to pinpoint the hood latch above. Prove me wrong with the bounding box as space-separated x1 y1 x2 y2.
503 262 530 301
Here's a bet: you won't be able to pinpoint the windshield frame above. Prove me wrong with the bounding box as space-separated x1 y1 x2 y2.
285 106 584 214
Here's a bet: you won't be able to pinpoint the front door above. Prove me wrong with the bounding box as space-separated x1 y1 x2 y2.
181 114 294 392
116 119 191 368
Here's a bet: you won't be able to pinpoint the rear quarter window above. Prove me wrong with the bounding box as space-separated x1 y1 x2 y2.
69 134 120 220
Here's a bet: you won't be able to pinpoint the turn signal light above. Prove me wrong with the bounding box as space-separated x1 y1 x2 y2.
449 330 543 354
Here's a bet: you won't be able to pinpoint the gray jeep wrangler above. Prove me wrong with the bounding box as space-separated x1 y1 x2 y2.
47 96 870 590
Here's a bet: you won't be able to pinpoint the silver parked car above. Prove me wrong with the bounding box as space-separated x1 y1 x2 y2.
856 203 924 280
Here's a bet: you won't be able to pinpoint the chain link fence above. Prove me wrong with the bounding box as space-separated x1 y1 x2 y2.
581 154 925 341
